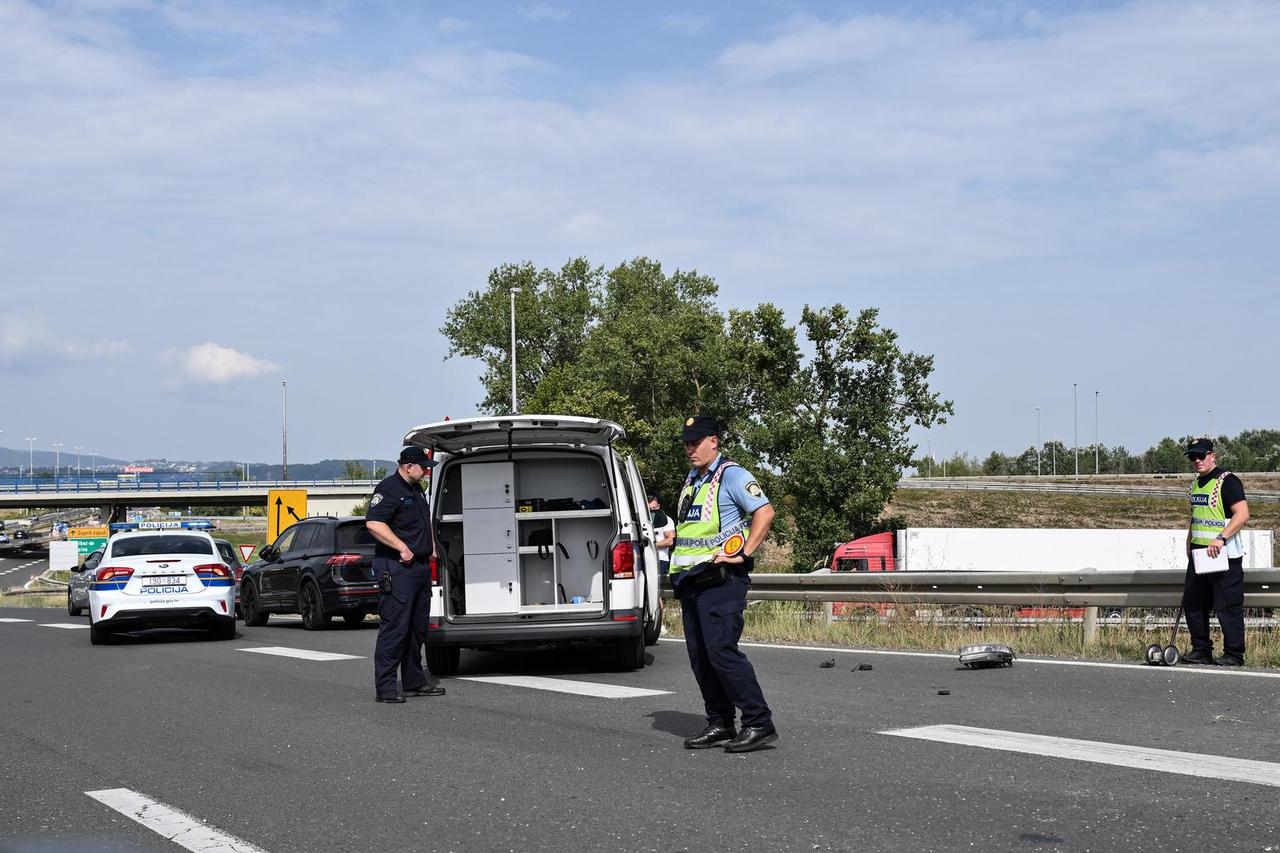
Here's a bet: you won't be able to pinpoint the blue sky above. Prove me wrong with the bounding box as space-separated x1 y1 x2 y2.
2 0 1277 465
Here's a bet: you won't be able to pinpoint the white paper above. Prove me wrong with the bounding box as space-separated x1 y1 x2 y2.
1193 547 1228 575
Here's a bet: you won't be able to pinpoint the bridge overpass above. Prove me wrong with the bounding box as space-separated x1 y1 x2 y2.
0 479 374 520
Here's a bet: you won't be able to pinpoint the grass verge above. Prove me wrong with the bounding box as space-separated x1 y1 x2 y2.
661 600 1280 667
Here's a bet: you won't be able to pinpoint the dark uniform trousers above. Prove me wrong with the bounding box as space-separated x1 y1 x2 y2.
1183 556 1245 657
679 574 772 728
374 557 435 695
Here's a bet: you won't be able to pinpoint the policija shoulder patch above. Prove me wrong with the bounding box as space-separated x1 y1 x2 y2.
746 481 763 498
370 493 384 506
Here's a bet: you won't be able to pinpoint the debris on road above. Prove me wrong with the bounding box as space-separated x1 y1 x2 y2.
819 658 835 668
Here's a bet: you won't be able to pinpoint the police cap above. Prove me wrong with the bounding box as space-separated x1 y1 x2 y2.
1184 438 1214 457
681 416 721 442
398 446 437 468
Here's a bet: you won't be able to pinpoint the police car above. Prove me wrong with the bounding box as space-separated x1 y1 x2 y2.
88 521 237 645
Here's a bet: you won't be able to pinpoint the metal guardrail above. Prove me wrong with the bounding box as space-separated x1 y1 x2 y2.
737 569 1280 607
902 478 1280 503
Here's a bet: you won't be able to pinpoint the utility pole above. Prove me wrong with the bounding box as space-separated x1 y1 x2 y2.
1035 407 1041 476
1073 382 1078 479
282 380 289 481
509 287 521 414
1052 437 1057 476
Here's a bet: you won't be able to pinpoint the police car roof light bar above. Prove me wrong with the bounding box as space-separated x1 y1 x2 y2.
108 520 214 532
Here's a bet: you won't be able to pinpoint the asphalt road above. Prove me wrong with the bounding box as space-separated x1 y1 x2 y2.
0 553 48 589
2 606 1279 852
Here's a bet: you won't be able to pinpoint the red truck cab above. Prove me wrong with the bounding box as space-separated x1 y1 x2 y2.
830 532 896 572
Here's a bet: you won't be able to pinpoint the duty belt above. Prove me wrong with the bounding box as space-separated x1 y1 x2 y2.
674 520 750 550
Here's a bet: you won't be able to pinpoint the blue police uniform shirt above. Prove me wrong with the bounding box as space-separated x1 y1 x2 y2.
366 471 434 561
685 453 769 529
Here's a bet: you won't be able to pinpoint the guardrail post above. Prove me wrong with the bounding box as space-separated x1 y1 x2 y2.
1082 606 1099 647
824 601 835 624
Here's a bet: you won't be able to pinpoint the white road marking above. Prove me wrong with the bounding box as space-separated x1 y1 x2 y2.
459 675 671 699
0 617 33 623
39 623 88 630
659 637 1280 680
883 724 1280 788
237 646 362 661
86 788 267 853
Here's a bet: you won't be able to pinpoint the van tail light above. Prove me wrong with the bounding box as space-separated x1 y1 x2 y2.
611 542 635 579
429 555 438 584
96 567 135 582
194 563 230 578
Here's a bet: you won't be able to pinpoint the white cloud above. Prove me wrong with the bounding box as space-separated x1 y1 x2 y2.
173 342 279 384
0 312 130 369
517 4 568 23
661 13 711 36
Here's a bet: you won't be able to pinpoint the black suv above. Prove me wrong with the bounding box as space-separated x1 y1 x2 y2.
239 516 379 629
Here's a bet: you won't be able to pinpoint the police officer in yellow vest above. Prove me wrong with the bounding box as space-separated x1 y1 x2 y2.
671 416 778 753
1183 438 1251 666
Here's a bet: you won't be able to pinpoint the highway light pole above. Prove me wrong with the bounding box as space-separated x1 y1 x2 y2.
282 380 289 481
1094 390 1100 475
89 451 96 478
1035 407 1041 476
509 287 521 414
1207 409 1213 438
25 437 36 480
74 446 83 479
51 442 63 478
1073 382 1078 479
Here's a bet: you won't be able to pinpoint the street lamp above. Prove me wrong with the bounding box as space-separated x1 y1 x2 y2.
25 437 37 480
1207 409 1213 438
1052 436 1058 476
1073 382 1078 479
1034 407 1041 477
282 379 289 481
89 451 97 479
509 287 521 414
74 446 83 479
51 442 63 478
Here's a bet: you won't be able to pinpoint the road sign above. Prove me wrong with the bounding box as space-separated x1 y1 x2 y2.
267 489 307 543
238 544 256 563
67 526 108 557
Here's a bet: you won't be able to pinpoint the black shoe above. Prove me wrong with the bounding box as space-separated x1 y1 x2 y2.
1215 654 1245 667
683 724 736 749
375 692 406 703
405 685 446 697
724 724 778 753
1181 649 1215 666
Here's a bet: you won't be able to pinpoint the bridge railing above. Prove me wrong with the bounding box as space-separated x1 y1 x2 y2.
0 479 378 494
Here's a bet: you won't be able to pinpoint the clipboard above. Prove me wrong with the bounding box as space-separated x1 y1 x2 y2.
1192 548 1228 575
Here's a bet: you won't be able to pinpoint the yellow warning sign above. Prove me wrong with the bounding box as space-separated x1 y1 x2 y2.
267 489 308 544
68 526 109 539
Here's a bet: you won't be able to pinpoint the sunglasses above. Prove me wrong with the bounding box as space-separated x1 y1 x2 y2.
1187 453 1207 462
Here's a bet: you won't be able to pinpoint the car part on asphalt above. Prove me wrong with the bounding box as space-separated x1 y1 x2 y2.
1145 609 1183 666
959 643 1015 668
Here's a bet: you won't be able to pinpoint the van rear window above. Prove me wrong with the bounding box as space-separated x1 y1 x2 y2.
111 535 214 558
335 522 374 549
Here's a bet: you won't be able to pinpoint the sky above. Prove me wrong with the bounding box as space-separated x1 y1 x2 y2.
2 0 1278 466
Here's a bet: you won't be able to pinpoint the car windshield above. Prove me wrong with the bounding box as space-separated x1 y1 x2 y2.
335 522 374 549
111 535 214 558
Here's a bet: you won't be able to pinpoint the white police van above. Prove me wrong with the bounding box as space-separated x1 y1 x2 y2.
88 520 237 645
404 416 663 674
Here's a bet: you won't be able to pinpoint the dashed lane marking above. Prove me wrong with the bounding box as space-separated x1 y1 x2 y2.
883 724 1280 789
0 618 33 623
87 788 267 853
659 637 1280 680
459 675 672 699
237 646 362 661
38 623 88 630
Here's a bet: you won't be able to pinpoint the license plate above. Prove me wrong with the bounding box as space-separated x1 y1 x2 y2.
143 575 186 587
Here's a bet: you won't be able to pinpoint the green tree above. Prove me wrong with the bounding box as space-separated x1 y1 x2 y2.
780 306 951 569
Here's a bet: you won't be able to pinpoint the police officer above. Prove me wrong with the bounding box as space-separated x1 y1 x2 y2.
366 447 446 702
670 416 778 753
1182 438 1251 666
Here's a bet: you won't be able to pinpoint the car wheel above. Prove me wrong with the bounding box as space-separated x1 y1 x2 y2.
613 632 645 671
299 582 327 630
425 644 460 676
240 581 269 626
341 611 365 626
67 591 83 617
209 619 236 641
89 621 111 646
